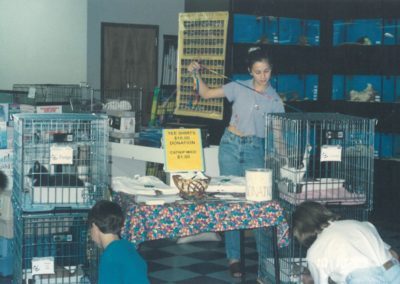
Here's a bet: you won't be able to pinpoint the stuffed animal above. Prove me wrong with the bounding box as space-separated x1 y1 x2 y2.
349 83 377 102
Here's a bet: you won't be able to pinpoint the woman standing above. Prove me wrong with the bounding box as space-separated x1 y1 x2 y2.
188 47 285 278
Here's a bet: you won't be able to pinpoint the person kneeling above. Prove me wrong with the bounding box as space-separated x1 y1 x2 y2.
292 201 400 284
88 200 150 284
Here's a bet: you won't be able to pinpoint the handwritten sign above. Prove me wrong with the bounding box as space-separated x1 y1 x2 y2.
163 128 204 172
31 257 55 275
320 145 342 162
50 146 73 165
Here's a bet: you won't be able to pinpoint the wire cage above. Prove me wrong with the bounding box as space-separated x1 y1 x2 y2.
12 113 109 211
95 87 143 132
257 204 369 284
265 112 376 210
13 210 99 284
12 84 81 104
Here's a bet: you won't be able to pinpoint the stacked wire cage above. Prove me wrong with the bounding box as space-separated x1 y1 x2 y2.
12 84 92 113
259 112 376 284
12 210 98 284
12 113 109 284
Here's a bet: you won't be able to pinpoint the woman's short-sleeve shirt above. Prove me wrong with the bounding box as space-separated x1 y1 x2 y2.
223 79 284 138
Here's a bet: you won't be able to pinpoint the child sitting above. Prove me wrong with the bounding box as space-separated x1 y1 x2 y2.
88 200 150 284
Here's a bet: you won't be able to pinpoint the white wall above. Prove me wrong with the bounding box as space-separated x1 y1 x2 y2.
87 0 184 89
0 0 87 89
0 0 185 90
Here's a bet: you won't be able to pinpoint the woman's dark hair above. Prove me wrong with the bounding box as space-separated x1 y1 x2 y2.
0 170 8 191
292 201 339 247
88 200 124 234
246 47 273 70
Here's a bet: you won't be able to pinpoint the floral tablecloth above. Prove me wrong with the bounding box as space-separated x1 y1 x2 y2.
115 192 289 247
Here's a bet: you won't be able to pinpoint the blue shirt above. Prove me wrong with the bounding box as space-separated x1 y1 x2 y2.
223 79 284 138
99 239 150 284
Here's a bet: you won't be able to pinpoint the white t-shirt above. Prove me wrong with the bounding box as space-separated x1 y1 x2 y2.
306 220 392 284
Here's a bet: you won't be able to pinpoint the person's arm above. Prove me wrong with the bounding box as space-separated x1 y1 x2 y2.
307 261 330 284
187 61 225 99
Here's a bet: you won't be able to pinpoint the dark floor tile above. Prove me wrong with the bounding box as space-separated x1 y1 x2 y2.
147 261 172 272
148 276 172 284
245 251 259 261
140 249 175 260
189 241 225 249
183 250 227 261
174 275 231 284
245 264 259 274
181 262 228 275
149 267 201 282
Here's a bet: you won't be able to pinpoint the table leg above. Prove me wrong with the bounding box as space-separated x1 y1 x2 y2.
240 229 245 277
272 226 281 284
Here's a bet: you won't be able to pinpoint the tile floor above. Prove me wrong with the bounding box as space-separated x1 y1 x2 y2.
141 219 400 284
141 235 261 284
1 220 399 284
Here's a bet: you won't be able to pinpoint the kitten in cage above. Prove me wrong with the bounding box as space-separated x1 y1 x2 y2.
27 161 84 187
280 145 312 184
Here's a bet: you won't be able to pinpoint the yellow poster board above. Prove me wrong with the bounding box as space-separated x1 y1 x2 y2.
175 12 229 120
163 128 204 172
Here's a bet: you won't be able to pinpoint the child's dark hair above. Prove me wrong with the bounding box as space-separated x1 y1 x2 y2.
0 170 8 191
88 200 124 234
292 201 339 247
246 47 273 70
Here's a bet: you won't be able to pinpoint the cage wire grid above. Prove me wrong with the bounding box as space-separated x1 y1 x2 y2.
265 112 375 209
259 112 375 283
12 211 98 284
12 113 109 212
11 84 143 122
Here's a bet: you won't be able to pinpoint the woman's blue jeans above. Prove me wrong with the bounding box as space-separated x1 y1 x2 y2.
345 258 400 284
218 128 265 261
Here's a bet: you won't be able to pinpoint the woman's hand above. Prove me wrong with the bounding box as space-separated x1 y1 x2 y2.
187 61 201 74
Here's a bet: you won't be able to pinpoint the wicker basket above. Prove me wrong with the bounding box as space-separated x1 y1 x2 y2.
172 174 211 199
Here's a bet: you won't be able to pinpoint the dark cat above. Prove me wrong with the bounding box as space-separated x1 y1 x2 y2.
28 161 84 187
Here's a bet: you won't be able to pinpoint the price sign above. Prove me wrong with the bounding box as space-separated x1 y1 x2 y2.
50 146 73 164
163 128 204 172
320 145 342 162
31 257 55 275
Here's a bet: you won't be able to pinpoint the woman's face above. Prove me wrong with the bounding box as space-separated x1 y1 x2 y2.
90 223 102 248
249 60 272 87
